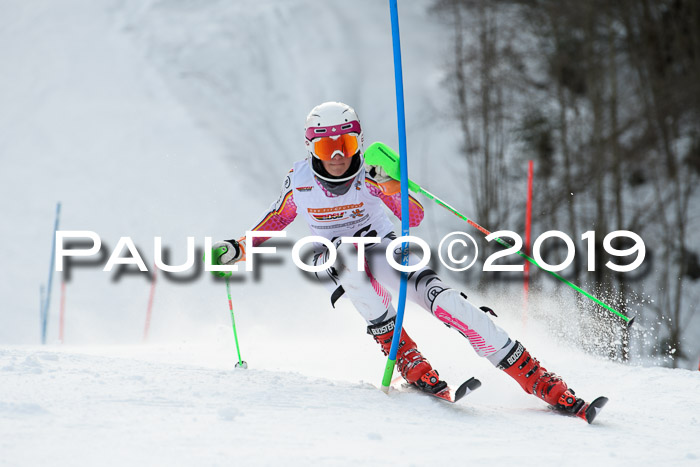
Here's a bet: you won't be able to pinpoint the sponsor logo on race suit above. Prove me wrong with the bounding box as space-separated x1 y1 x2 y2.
308 203 364 222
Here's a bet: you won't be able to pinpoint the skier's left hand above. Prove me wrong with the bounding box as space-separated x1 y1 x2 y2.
366 164 394 183
366 163 401 195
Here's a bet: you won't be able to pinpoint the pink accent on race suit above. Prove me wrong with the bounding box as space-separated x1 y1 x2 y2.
365 180 424 227
250 190 298 246
434 306 496 355
363 255 393 309
305 120 361 141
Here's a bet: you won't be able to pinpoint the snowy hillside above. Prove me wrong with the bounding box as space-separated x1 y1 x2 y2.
2 0 699 465
2 343 699 466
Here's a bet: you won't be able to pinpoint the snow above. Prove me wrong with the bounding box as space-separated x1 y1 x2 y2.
1 0 699 465
1 343 699 466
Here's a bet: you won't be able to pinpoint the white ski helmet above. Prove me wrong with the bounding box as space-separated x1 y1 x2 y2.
305 101 364 182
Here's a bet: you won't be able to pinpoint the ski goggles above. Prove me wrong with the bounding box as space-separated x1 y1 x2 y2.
306 120 362 160
309 133 360 161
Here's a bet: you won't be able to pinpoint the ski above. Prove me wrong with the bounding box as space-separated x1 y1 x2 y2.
396 376 482 404
551 395 609 424
576 396 609 424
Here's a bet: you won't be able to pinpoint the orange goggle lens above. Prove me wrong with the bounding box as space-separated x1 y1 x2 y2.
312 133 359 161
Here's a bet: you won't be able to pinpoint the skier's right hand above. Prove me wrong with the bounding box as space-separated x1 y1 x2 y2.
209 238 246 277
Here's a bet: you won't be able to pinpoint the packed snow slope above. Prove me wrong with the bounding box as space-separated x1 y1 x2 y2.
2 1 699 466
2 341 699 467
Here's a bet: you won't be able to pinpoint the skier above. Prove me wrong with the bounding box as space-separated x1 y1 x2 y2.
211 101 594 418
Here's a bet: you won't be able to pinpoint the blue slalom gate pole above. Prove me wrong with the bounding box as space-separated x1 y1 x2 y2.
41 202 61 344
381 0 411 392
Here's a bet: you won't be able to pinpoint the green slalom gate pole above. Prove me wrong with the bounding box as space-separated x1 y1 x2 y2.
225 277 247 368
381 0 412 393
365 142 634 327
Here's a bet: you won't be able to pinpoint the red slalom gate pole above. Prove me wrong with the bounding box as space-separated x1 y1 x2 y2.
523 160 534 325
143 264 158 341
59 279 66 344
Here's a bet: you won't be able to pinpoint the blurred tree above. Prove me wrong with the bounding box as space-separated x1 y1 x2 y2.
434 0 522 289
433 0 700 367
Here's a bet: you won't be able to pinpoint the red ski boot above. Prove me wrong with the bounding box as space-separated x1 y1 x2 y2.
367 318 447 393
497 341 585 414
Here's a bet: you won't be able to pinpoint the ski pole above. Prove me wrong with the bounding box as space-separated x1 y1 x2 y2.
364 142 635 326
225 277 247 369
381 0 412 393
